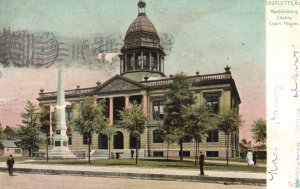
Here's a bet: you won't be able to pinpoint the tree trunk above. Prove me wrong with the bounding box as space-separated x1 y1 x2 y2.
226 134 229 166
167 142 169 160
179 138 183 161
135 136 139 165
194 136 197 166
108 136 111 159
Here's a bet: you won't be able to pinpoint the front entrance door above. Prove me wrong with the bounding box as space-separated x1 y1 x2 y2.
99 133 108 149
113 131 124 149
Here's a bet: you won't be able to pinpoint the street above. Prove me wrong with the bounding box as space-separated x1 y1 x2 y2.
0 172 265 189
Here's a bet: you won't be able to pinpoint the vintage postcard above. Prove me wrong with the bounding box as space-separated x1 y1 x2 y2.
0 0 269 188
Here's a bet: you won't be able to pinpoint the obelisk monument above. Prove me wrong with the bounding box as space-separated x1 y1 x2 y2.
50 68 75 158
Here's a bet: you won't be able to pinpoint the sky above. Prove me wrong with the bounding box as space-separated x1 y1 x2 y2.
0 0 265 143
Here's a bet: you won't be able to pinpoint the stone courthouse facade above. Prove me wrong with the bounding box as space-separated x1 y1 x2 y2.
37 1 241 158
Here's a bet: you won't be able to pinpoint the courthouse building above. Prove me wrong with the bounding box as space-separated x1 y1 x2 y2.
37 1 241 158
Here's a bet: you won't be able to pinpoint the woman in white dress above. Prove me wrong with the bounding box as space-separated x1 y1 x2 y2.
246 150 254 166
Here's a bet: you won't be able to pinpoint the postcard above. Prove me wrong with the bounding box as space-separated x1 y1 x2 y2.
0 0 269 188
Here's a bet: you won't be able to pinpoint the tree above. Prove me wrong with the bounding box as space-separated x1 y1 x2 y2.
164 73 194 161
184 105 218 165
100 124 116 159
217 109 243 165
16 101 42 157
251 119 266 146
72 97 108 163
241 138 252 146
0 124 3 148
40 105 56 144
119 101 148 165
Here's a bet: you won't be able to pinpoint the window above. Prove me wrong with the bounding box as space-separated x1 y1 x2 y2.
153 100 164 120
205 96 219 114
206 151 219 157
83 132 92 145
138 55 147 66
15 149 21 154
129 133 140 149
65 109 73 121
179 151 190 157
206 129 219 142
153 129 164 143
68 137 72 145
153 151 164 157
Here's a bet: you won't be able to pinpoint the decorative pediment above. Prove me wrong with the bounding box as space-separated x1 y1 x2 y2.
95 75 146 93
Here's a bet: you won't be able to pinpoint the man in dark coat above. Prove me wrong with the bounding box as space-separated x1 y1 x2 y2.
6 155 15 176
199 151 205 175
253 150 257 165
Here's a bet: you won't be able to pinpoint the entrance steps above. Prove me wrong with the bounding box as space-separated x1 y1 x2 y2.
91 149 145 159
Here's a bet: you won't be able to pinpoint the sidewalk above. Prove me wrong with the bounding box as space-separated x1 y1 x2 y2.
0 160 266 186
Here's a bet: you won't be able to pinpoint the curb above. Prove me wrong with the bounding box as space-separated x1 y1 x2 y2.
0 167 266 186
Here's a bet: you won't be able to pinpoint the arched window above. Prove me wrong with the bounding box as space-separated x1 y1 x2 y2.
129 133 140 149
114 131 124 149
153 129 164 143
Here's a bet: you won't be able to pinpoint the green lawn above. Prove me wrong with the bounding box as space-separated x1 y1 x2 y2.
0 156 32 162
27 158 266 173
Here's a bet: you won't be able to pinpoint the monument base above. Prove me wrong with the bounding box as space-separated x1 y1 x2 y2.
49 147 76 159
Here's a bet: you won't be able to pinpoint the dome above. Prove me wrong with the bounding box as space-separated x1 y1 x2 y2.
126 13 158 37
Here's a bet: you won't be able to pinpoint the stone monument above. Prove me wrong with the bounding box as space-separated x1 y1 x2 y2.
49 68 76 158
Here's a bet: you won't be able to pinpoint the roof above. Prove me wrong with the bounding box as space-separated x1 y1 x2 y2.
126 13 158 36
1 140 17 148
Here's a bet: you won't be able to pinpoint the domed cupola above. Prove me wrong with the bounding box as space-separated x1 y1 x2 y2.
120 0 166 81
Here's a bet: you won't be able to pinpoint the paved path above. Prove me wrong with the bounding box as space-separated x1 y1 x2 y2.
0 172 265 189
0 160 266 186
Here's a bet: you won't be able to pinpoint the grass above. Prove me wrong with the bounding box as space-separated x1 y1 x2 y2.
27 158 266 173
0 156 32 162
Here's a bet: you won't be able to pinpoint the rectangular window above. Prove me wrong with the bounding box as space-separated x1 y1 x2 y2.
83 132 92 145
179 151 190 157
153 100 164 120
206 129 219 142
153 151 164 157
153 129 164 143
206 151 219 157
205 96 219 114
55 141 61 147
68 137 72 145
15 149 21 154
65 109 73 121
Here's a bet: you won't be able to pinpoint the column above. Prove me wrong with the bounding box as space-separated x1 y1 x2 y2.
143 94 147 115
141 51 144 70
125 54 127 71
157 53 160 71
162 57 165 73
133 53 136 71
125 95 130 109
109 97 113 126
149 52 152 70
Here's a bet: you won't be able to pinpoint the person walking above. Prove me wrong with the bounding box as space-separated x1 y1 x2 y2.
199 151 205 175
253 150 257 165
6 155 15 176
